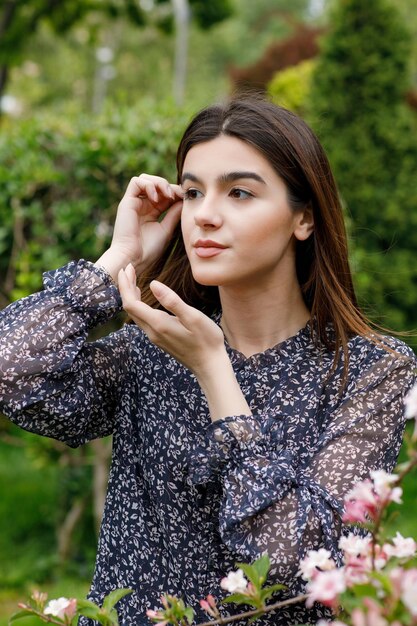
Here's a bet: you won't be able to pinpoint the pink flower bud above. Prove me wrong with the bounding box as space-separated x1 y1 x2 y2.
206 594 216 609
31 590 48 606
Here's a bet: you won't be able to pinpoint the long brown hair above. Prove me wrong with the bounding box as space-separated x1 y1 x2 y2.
139 97 379 375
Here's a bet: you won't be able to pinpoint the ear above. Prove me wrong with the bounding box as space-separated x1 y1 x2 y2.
294 205 314 241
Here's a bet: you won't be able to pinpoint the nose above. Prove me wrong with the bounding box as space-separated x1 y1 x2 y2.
193 194 223 229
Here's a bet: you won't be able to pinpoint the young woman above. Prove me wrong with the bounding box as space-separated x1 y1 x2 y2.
0 98 415 625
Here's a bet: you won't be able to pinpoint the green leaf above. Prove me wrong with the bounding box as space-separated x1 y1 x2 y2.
252 554 271 584
236 555 271 589
8 611 35 624
183 607 195 624
260 583 285 602
76 599 102 611
77 606 101 620
102 588 133 612
371 571 393 595
222 594 258 609
8 615 47 626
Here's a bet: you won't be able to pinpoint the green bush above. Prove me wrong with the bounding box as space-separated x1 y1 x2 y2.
0 101 191 302
309 0 417 339
268 59 315 116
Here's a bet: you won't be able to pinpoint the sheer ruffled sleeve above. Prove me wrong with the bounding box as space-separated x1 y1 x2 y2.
0 260 130 447
187 342 416 585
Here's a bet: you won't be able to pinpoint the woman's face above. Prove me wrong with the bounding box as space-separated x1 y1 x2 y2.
180 135 313 290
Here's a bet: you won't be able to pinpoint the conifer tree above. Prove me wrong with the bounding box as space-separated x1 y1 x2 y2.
310 0 417 333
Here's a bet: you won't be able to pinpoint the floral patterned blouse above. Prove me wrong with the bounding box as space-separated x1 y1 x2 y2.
0 260 416 626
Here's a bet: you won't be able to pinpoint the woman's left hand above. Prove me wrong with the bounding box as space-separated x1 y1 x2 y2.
118 264 226 378
118 264 252 421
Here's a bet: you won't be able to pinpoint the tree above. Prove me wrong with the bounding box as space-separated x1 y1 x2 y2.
0 0 233 110
310 0 417 336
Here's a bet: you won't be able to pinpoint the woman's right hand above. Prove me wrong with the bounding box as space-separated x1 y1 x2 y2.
95 174 183 283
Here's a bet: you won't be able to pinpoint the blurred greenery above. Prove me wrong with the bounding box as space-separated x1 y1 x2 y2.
0 101 190 302
309 0 417 340
1 0 417 617
269 0 417 346
268 58 315 115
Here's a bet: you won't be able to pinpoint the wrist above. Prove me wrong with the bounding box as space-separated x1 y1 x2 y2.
95 248 144 285
195 351 251 422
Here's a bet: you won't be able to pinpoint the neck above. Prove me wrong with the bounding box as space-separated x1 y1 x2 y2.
218 275 310 358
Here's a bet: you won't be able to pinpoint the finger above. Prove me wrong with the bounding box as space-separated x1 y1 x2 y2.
118 265 141 306
160 201 183 238
119 271 178 342
137 175 179 203
170 184 184 200
123 177 156 202
150 281 198 330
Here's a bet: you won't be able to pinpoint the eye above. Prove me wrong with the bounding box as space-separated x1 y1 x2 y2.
183 188 203 200
229 188 254 200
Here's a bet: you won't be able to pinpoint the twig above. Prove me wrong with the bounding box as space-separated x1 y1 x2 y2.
16 605 62 625
196 594 309 626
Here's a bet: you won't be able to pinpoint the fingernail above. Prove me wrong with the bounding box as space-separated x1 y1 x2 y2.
150 281 163 297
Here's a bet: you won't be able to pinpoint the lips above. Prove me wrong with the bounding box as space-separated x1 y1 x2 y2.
193 239 227 258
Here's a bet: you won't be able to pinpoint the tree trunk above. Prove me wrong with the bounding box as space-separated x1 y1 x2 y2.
172 0 190 106
0 0 19 109
91 438 112 536
57 496 88 564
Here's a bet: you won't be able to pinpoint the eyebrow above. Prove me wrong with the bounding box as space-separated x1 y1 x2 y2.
181 171 266 185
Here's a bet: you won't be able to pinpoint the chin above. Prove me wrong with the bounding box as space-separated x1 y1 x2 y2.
190 268 225 287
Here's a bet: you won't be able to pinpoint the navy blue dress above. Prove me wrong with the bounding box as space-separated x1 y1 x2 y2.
0 260 415 625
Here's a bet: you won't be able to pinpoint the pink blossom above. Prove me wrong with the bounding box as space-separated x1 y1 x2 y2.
343 499 374 523
306 568 346 609
404 383 417 419
146 609 168 626
346 480 377 505
220 569 248 594
44 597 77 620
401 568 417 616
351 602 388 626
339 533 372 557
370 470 402 504
343 480 380 522
299 548 336 581
344 555 371 586
343 473 402 524
383 532 417 559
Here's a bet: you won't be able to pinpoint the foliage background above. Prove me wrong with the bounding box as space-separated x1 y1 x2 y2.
1 0 417 622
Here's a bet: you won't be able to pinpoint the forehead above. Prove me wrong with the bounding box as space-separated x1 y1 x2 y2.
182 135 275 178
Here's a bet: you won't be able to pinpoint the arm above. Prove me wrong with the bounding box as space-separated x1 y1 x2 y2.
0 174 183 446
187 344 416 585
0 260 130 446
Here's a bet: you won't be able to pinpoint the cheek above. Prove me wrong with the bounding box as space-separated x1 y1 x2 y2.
241 213 297 254
180 211 193 253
